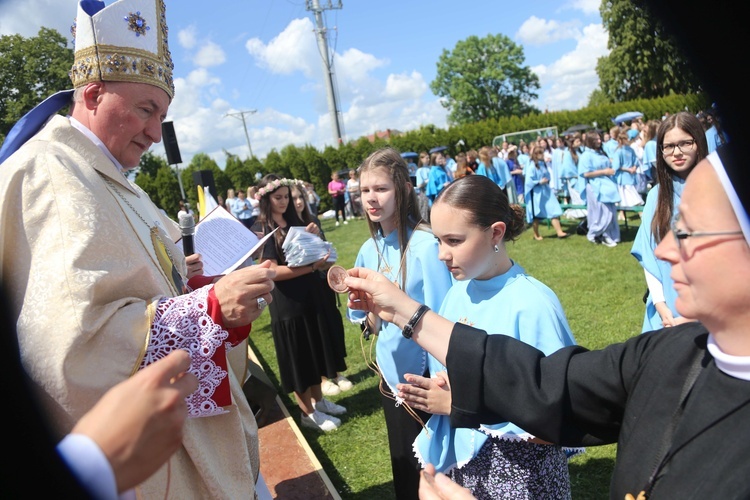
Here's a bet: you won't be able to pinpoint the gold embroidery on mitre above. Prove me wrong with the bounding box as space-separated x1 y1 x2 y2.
69 0 174 98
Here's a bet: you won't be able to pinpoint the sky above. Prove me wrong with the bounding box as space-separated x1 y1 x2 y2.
0 0 608 167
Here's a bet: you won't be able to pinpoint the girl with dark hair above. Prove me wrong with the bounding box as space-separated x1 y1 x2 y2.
290 182 353 395
347 148 453 500
578 132 621 247
252 175 348 432
453 152 473 179
631 112 708 332
415 152 432 222
397 175 579 499
525 146 569 240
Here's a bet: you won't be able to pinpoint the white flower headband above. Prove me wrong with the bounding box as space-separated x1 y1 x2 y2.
254 178 305 200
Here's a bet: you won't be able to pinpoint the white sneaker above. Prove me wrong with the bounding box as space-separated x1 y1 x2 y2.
301 410 340 432
602 236 618 248
335 221 340 227
314 398 347 416
321 379 341 396
335 375 353 391
343 220 348 225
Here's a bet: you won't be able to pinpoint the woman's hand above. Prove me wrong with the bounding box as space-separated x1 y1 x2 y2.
420 464 476 500
397 371 452 415
312 251 333 272
345 267 417 326
305 222 321 236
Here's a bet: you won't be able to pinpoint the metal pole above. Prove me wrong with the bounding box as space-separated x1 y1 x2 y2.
225 110 257 158
307 0 344 146
175 164 186 200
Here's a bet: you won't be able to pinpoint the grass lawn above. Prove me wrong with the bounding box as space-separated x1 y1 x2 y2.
248 212 646 499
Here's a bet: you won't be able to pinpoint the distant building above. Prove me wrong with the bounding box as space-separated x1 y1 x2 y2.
365 129 403 143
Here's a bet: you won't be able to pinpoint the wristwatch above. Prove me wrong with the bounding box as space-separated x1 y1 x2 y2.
402 304 430 339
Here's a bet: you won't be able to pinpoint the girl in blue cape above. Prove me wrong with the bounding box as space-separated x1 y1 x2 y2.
426 150 451 207
415 152 432 221
560 134 585 207
347 147 453 500
631 112 708 332
525 146 569 240
397 175 580 499
578 132 621 247
612 131 644 209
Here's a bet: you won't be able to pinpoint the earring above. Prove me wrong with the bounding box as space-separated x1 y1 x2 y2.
493 244 499 253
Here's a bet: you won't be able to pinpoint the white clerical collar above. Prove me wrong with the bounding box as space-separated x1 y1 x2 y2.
69 117 125 173
707 334 750 381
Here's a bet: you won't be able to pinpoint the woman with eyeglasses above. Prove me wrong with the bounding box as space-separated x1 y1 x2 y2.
631 112 708 332
343 145 750 499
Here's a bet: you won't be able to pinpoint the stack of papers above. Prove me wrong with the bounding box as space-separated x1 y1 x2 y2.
281 226 337 267
176 207 277 276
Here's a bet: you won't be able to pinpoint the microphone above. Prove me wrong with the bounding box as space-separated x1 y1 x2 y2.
178 213 195 256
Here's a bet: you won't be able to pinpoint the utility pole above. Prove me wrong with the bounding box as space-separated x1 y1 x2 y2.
306 0 345 146
225 110 257 158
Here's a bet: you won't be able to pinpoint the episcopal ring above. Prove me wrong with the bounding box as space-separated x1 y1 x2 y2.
257 297 268 310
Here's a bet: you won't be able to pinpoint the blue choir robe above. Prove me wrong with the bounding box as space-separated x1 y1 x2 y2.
560 148 583 196
426 166 450 206
550 147 565 193
517 153 531 175
491 156 511 189
445 157 457 179
602 138 619 159
524 161 563 223
641 139 657 180
630 177 685 332
474 161 494 182
705 125 727 153
578 147 620 204
414 262 580 473
347 227 453 398
613 145 638 186
416 166 430 194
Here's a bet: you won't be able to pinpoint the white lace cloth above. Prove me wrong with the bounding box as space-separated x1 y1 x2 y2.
140 285 232 417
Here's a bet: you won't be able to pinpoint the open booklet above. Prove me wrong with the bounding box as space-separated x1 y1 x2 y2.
176 207 277 276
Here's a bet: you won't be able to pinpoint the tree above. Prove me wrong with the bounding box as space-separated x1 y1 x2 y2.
223 150 255 191
134 152 182 216
587 88 612 108
430 34 540 125
263 150 286 179
596 0 702 102
0 28 73 140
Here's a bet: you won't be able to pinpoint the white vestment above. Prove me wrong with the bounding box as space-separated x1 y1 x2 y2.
0 115 259 498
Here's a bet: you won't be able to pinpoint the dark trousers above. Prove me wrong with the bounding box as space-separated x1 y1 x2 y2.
332 195 346 221
380 387 430 500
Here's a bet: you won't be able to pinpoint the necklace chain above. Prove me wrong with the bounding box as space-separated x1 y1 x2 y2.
374 221 423 289
102 176 184 291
